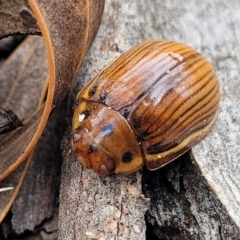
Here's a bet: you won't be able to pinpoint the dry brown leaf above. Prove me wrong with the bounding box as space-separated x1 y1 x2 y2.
0 36 48 175
0 0 105 225
0 0 105 180
3 102 67 233
0 36 47 223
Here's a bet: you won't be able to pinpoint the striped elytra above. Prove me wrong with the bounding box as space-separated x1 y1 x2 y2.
72 40 220 176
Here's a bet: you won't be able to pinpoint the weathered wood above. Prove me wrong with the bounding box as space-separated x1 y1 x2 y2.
10 104 66 234
192 6 240 228
0 101 66 236
143 153 240 239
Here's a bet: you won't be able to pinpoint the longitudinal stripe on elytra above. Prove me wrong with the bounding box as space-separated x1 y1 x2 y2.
104 48 194 108
126 49 202 113
146 79 219 142
146 103 219 154
94 42 187 101
135 56 209 134
111 52 189 103
146 73 218 138
88 42 153 95
101 41 175 85
104 41 156 79
124 47 193 88
147 94 219 153
160 86 220 144
90 44 155 100
105 42 186 95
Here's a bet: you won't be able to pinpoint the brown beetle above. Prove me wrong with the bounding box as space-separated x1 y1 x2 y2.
72 40 220 176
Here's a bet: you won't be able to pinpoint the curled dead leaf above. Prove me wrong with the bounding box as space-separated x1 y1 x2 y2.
0 0 105 225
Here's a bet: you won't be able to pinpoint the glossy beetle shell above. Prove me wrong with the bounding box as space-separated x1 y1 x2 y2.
72 40 220 176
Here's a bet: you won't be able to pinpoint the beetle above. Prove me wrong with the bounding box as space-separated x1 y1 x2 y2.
71 40 220 176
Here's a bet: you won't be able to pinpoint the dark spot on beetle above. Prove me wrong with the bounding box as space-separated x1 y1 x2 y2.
89 85 97 97
100 89 108 102
119 107 130 118
80 110 90 120
147 141 178 154
88 143 99 153
122 151 133 163
147 143 166 154
132 117 141 130
101 124 114 137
